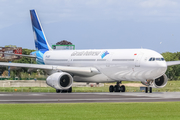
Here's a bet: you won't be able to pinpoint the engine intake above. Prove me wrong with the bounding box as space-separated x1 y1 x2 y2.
141 74 168 88
60 75 71 87
46 72 73 90
155 75 165 86
153 74 168 88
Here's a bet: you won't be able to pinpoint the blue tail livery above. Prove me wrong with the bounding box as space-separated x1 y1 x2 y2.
30 10 52 64
30 9 52 51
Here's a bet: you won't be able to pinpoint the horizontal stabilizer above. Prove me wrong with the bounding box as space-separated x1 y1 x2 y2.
0 52 36 58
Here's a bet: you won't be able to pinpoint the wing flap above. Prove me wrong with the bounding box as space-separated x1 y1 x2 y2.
0 62 100 77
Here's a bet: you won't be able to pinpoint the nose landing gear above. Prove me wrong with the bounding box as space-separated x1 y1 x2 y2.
145 87 152 93
109 82 126 93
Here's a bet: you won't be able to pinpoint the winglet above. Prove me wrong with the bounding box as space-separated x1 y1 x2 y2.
30 9 52 51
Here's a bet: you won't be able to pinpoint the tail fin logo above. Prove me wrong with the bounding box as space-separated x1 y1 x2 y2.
30 10 52 51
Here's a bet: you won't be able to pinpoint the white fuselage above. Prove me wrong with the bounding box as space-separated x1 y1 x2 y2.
43 49 167 83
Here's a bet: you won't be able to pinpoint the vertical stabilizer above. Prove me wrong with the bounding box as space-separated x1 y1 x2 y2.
30 9 52 51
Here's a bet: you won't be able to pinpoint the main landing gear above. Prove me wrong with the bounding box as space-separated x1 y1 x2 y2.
56 87 72 93
109 82 125 92
145 87 152 93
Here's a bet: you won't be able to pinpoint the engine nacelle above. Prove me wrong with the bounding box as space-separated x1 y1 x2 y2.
152 74 168 88
141 74 168 88
46 72 73 90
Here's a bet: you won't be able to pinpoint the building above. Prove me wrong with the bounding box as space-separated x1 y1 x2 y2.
0 47 22 62
52 40 75 50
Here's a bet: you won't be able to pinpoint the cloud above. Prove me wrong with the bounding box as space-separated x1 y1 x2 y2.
0 0 180 29
139 0 178 8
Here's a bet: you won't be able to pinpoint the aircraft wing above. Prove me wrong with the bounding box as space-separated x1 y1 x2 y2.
166 61 180 66
0 52 36 58
0 62 100 77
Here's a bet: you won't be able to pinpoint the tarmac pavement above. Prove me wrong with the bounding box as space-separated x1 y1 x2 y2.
0 92 180 103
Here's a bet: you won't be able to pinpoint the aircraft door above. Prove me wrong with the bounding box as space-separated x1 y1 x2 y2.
106 51 113 67
135 53 144 67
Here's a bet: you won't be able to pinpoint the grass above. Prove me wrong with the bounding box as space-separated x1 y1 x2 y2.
125 81 180 92
0 87 56 93
0 102 180 120
0 81 180 93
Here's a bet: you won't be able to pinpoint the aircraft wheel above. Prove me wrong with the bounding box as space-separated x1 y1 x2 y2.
145 87 148 93
67 87 72 93
114 85 120 92
121 85 126 92
109 85 114 92
61 90 67 93
150 87 152 93
56 89 61 93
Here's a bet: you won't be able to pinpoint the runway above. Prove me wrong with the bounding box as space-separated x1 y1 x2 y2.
0 92 180 103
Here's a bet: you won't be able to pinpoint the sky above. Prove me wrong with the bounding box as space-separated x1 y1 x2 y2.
0 0 180 53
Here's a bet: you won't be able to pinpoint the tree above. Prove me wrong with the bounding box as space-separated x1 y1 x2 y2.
13 49 36 64
11 49 36 79
162 52 180 80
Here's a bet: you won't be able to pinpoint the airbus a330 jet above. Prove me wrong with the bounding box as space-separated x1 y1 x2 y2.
0 10 179 93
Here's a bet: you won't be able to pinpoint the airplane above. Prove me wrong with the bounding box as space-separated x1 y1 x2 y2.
0 9 179 93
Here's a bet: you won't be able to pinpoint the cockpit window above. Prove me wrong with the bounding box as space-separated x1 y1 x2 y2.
149 58 155 61
149 57 165 61
156 58 161 61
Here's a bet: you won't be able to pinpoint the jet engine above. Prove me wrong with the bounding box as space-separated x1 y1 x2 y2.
141 74 168 88
46 72 73 90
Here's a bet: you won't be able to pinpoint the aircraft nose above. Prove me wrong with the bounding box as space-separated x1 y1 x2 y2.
158 61 167 68
157 61 167 74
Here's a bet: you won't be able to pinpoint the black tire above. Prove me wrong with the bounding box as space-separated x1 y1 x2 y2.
61 90 67 93
56 89 61 93
68 87 72 93
114 85 120 92
121 85 126 92
145 87 148 93
150 87 152 93
114 85 117 92
109 85 114 92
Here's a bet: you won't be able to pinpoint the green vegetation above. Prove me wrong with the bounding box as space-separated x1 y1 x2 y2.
0 81 180 93
13 48 36 64
4 45 17 47
7 48 47 80
9 72 47 80
0 102 180 120
0 87 55 93
162 52 180 80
